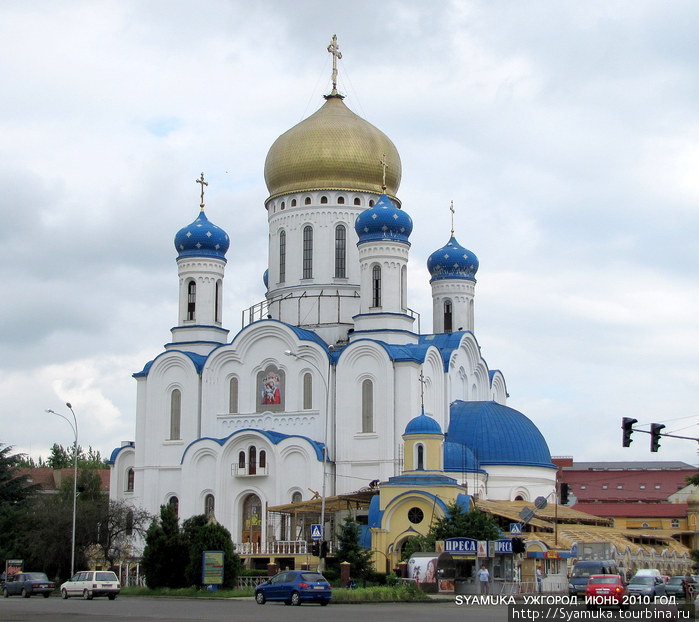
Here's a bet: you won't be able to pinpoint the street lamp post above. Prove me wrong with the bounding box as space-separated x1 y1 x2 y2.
46 403 79 578
284 348 332 570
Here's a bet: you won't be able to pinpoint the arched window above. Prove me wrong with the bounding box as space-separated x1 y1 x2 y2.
337 196 345 205
320 196 328 204
372 265 381 308
361 379 374 433
292 491 302 503
291 198 297 207
168 495 179 516
126 467 134 492
238 451 246 470
444 299 453 333
279 230 286 283
248 446 257 475
304 197 312 205
215 280 222 324
354 197 361 206
416 444 424 470
205 494 215 519
229 377 239 414
186 280 196 321
401 265 407 310
335 224 346 278
259 450 266 469
280 201 285 210
170 389 181 440
369 200 375 207
302 226 313 279
303 372 313 409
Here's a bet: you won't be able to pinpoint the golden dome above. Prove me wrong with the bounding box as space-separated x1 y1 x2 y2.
264 95 401 200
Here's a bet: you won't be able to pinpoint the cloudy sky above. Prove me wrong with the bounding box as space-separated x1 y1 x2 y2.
2 0 697 470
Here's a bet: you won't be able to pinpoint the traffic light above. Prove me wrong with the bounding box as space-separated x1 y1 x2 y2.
511 537 526 554
311 541 320 556
622 417 638 447
650 423 665 452
320 540 328 558
560 482 570 506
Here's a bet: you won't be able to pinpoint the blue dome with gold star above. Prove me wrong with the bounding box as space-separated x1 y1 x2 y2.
355 194 412 245
174 209 229 260
427 236 478 282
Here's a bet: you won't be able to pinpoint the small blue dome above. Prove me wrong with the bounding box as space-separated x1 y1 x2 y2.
443 441 483 473
427 236 478 282
355 194 412 245
263 269 269 289
174 209 229 260
404 412 442 436
447 401 554 468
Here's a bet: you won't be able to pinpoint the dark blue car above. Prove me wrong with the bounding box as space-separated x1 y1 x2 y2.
254 570 331 606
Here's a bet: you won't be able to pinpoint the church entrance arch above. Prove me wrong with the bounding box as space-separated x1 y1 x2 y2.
241 493 263 546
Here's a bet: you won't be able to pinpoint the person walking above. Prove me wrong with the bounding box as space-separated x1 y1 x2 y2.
478 564 491 594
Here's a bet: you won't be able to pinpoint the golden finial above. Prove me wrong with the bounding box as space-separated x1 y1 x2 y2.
327 34 342 93
379 154 388 192
418 371 427 412
195 172 208 210
450 200 455 237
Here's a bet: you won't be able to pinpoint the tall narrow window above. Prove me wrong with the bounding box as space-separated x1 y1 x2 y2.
417 444 424 470
248 446 257 475
444 299 453 333
170 389 181 440
126 467 134 492
401 265 407 310
215 280 222 323
169 495 179 516
259 450 266 469
335 224 346 278
361 379 374 433
303 226 313 279
279 230 286 282
372 265 381 308
229 377 239 414
238 450 246 469
205 494 215 518
187 281 196 321
303 372 313 409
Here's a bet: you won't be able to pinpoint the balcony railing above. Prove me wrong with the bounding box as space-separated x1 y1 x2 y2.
234 540 335 556
232 463 268 477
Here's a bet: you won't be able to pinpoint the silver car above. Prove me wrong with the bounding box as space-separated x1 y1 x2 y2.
627 575 666 598
60 570 120 600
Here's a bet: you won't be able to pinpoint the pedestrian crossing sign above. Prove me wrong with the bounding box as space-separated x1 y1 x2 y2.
311 524 322 540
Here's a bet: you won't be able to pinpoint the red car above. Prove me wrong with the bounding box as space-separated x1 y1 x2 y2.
586 574 628 610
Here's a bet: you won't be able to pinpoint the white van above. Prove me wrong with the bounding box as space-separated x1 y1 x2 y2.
634 569 661 579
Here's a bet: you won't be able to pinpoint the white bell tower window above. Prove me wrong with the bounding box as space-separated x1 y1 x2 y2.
186 280 196 321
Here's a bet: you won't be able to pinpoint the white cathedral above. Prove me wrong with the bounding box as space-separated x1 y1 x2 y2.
109 43 557 550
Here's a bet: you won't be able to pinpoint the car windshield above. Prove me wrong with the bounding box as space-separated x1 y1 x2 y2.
24 573 48 581
668 577 683 585
300 573 326 582
95 572 117 581
573 567 597 577
591 577 618 584
632 577 654 585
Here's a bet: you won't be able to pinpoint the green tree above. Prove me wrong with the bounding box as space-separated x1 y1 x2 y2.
686 473 699 487
46 443 108 469
336 515 373 582
430 502 501 542
181 515 241 588
96 500 152 571
142 505 189 588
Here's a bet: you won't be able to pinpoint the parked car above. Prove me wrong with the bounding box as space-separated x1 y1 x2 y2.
568 560 622 596
627 575 666 598
60 570 120 600
254 570 331 606
2 572 55 598
585 574 628 610
665 576 686 597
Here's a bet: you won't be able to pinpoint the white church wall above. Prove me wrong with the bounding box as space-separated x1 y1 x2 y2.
483 465 557 501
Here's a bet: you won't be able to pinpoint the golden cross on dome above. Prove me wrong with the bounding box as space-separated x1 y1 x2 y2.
196 172 208 209
327 34 342 91
450 200 455 236
418 371 427 411
379 154 388 191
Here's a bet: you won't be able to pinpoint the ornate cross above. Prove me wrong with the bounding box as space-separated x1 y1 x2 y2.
450 200 455 236
418 371 427 411
327 34 342 90
379 153 388 191
196 172 208 208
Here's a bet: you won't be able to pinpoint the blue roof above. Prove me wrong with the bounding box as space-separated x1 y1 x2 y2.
419 332 467 371
404 411 442 435
447 401 555 469
427 235 478 282
133 350 208 378
443 441 484 473
174 209 229 260
354 194 412 245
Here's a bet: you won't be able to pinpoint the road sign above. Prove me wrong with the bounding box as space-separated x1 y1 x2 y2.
510 522 523 534
310 524 322 540
534 496 548 510
519 507 535 524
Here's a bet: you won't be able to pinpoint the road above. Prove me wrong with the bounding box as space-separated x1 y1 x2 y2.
0 596 505 621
